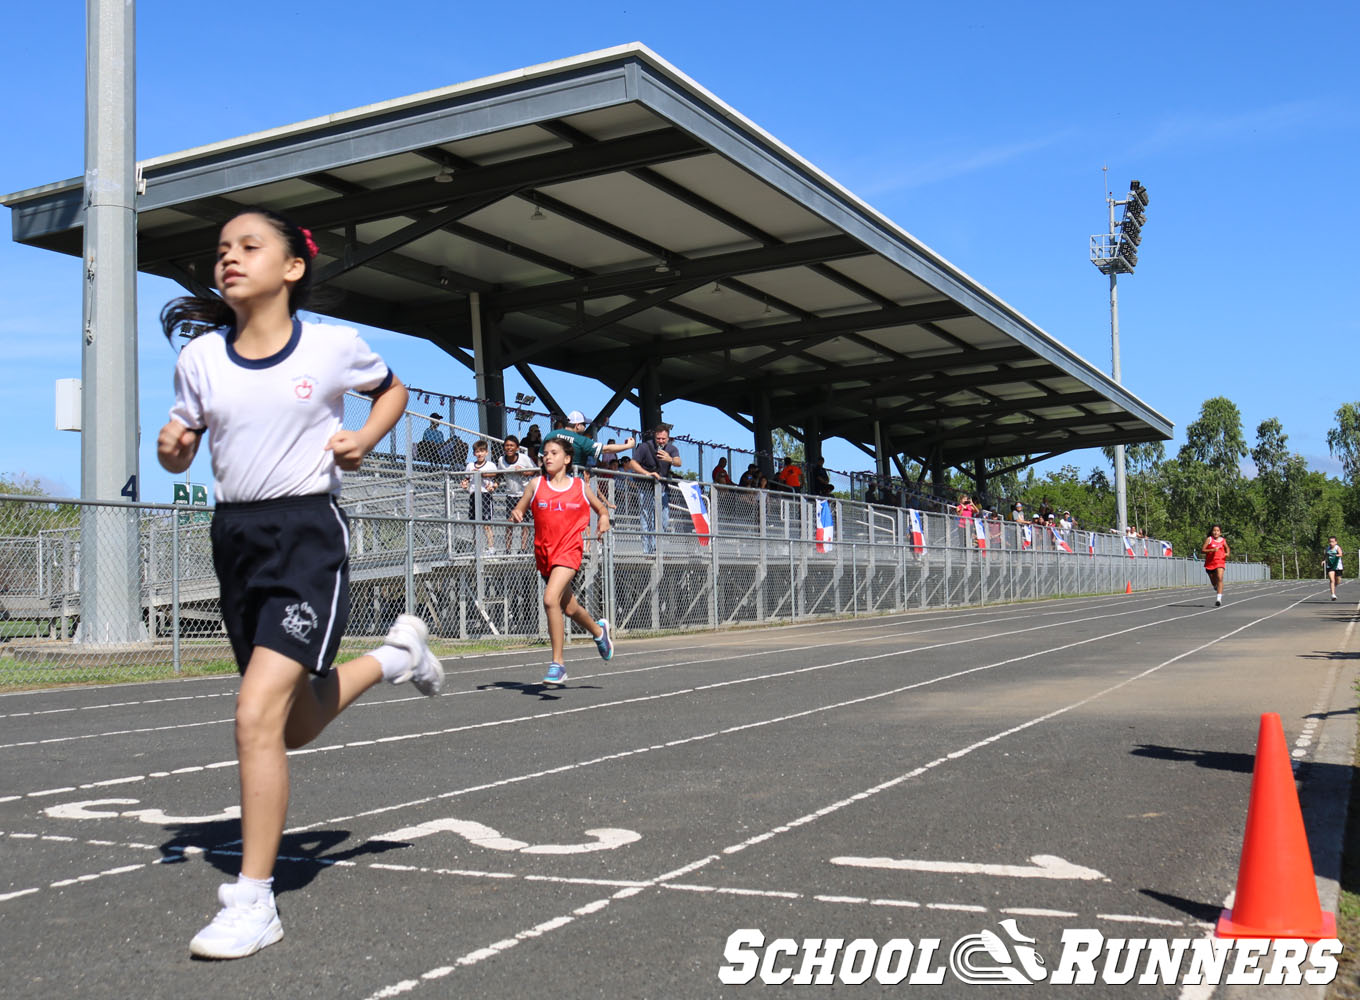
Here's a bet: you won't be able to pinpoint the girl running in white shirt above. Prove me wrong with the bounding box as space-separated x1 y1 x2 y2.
158 207 444 960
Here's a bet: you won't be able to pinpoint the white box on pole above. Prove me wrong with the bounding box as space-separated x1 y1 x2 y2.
56 378 82 431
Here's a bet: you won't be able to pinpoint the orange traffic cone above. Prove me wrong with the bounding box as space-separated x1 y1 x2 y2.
1216 712 1336 940
1125 581 1133 594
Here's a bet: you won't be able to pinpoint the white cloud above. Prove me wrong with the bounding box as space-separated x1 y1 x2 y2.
852 128 1078 196
1128 98 1343 157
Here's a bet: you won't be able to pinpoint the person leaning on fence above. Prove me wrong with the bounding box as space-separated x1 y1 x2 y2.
156 206 443 961
624 424 681 554
544 411 635 467
738 463 759 488
810 461 833 497
774 455 803 493
509 437 614 687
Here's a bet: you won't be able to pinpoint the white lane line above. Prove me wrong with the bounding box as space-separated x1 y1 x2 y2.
0 584 1254 726
357 589 1313 998
6 585 1270 798
0 829 1207 935
0 592 1170 746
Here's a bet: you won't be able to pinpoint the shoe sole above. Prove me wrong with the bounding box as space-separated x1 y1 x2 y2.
392 615 443 695
542 671 567 687
413 652 445 696
596 620 613 661
189 918 283 959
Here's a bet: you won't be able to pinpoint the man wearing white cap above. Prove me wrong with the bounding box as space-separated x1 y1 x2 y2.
544 411 635 465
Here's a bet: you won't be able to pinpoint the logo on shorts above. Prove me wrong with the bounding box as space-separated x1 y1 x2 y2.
281 601 319 643
292 375 317 401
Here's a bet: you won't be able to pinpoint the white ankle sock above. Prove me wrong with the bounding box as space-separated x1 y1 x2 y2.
237 874 274 903
369 643 412 681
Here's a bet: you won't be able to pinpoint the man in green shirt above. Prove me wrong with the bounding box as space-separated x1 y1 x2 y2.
544 411 634 467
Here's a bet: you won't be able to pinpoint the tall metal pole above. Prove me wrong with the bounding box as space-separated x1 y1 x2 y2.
1110 269 1128 534
78 0 144 643
1107 192 1128 535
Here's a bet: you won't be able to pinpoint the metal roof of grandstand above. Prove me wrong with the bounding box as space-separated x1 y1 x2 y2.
2 43 1171 466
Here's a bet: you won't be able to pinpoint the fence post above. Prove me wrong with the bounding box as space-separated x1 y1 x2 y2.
404 412 415 615
171 511 181 674
708 490 719 629
757 492 767 623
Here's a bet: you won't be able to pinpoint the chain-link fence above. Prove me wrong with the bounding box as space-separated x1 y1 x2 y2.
0 475 1267 688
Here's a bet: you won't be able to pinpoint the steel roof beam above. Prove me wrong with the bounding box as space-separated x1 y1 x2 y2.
491 235 864 311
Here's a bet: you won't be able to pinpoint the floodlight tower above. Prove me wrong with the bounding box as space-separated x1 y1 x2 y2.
1090 172 1149 534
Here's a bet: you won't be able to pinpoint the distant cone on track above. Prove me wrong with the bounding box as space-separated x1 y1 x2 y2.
1125 581 1132 594
1216 712 1336 940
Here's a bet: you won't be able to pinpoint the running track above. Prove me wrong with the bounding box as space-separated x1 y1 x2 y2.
1 581 1354 999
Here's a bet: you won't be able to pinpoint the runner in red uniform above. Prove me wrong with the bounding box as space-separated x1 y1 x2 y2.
1202 524 1230 607
511 438 615 686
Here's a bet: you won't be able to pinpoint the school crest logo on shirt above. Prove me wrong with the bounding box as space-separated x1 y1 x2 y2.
281 601 319 643
292 375 317 401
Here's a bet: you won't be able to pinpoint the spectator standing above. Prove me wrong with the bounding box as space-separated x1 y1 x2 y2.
497 434 537 553
1010 502 1027 523
625 424 681 554
463 439 498 552
864 481 881 506
810 462 833 497
712 457 732 486
417 411 445 463
775 455 803 493
521 423 543 464
738 463 759 488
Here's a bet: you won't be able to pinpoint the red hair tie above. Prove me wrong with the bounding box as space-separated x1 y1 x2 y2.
299 227 319 260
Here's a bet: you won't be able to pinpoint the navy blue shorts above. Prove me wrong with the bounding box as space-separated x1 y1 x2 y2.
210 493 350 675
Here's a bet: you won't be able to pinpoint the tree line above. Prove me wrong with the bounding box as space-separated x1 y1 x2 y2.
977 397 1355 579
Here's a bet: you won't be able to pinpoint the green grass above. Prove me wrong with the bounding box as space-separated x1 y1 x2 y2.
0 621 47 639
0 635 545 692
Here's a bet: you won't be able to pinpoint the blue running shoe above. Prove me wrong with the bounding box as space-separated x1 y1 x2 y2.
594 618 614 661
543 663 567 687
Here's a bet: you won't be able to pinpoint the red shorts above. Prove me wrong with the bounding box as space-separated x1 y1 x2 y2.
535 537 583 578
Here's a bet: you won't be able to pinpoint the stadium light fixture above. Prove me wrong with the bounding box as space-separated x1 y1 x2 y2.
1089 170 1150 535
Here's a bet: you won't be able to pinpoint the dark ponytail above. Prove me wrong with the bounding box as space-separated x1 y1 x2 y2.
160 206 318 344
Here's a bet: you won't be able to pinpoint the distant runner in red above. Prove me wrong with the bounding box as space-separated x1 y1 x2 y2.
1202 524 1230 607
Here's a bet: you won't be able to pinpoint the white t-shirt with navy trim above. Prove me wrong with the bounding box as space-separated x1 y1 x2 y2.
169 319 393 503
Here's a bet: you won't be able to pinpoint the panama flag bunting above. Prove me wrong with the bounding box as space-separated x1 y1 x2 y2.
1122 533 1137 558
677 481 711 546
1051 525 1074 554
1021 524 1033 550
974 516 987 552
1161 539 1173 557
815 498 835 553
908 508 926 554
1141 538 1149 558
1088 531 1095 557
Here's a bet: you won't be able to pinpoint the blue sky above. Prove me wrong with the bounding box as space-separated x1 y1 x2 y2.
1 2 1356 502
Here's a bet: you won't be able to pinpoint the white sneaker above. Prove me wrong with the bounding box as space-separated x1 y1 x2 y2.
1215 595 1222 606
190 882 283 959
384 614 445 696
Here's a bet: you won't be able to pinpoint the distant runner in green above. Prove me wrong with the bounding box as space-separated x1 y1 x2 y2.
1325 536 1344 601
